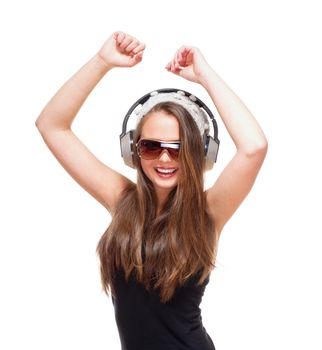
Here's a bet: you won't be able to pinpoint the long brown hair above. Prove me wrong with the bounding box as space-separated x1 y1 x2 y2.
96 102 219 303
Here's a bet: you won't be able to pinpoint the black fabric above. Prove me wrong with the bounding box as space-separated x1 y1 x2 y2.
112 268 215 350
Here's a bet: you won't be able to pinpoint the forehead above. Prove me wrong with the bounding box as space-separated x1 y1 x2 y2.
140 111 180 141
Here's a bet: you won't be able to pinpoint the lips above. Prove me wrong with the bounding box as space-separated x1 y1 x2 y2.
154 167 178 178
155 167 176 174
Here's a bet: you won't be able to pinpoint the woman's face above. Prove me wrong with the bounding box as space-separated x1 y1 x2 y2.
139 111 181 201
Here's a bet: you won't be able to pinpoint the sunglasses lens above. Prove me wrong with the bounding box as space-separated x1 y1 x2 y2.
167 148 179 160
138 140 162 159
137 140 180 160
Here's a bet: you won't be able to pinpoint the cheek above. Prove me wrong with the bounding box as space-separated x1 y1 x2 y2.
140 159 154 177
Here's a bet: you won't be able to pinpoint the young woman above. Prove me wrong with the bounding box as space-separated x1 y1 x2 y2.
36 31 267 350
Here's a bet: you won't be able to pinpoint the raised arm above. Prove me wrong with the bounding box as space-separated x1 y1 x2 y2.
35 31 145 213
166 46 268 234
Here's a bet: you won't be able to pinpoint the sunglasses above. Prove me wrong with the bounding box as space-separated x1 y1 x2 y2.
136 139 181 160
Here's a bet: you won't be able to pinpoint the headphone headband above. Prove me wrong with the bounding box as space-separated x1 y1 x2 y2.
121 88 218 138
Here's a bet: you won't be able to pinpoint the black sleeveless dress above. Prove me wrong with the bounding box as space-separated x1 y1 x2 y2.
112 268 216 350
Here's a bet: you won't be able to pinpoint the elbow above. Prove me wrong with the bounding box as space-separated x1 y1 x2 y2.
35 119 43 133
35 117 70 134
35 121 47 135
243 137 268 159
35 119 41 130
255 137 268 155
35 114 45 131
35 118 52 136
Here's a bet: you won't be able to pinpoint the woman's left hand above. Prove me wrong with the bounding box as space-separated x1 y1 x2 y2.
165 46 213 84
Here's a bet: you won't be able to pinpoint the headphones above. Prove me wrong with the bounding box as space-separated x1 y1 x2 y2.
119 88 220 170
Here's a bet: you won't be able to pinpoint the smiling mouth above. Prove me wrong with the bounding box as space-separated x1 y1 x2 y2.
154 167 178 177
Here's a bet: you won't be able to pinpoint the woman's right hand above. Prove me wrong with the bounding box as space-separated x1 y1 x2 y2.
98 31 145 69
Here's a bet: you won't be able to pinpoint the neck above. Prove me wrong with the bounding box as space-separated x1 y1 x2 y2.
155 187 171 214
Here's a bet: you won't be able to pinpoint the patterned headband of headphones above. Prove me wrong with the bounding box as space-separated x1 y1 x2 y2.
133 90 210 137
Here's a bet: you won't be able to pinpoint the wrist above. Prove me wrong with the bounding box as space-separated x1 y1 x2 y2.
95 52 114 72
197 66 217 87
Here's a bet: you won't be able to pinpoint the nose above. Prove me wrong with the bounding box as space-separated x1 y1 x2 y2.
159 149 172 162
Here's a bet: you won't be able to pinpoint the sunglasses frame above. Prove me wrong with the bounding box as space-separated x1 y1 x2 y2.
136 139 181 160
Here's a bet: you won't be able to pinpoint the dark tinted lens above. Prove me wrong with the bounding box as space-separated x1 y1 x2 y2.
167 148 180 159
137 140 162 159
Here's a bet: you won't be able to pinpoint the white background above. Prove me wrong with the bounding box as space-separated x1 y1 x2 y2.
1 0 321 349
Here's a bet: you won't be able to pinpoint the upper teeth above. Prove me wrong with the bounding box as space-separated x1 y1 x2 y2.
156 168 176 174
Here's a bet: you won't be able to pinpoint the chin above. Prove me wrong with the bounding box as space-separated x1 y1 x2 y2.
155 181 178 192
148 168 180 194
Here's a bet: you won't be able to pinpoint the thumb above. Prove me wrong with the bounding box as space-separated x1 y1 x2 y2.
128 51 144 67
165 61 181 75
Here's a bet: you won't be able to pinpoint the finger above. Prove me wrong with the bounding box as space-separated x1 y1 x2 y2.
135 51 144 62
181 46 191 54
119 36 133 50
166 65 181 75
166 59 177 72
177 49 185 65
172 58 180 72
174 56 180 69
172 46 186 67
177 46 190 66
166 58 177 73
132 42 145 54
113 31 121 40
182 46 194 60
124 39 139 53
125 41 145 55
130 44 146 58
128 51 144 67
114 31 125 44
166 59 174 71
174 48 182 63
179 46 191 58
170 52 179 69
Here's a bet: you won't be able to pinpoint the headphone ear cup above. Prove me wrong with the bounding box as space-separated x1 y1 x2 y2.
204 135 220 170
120 130 135 168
